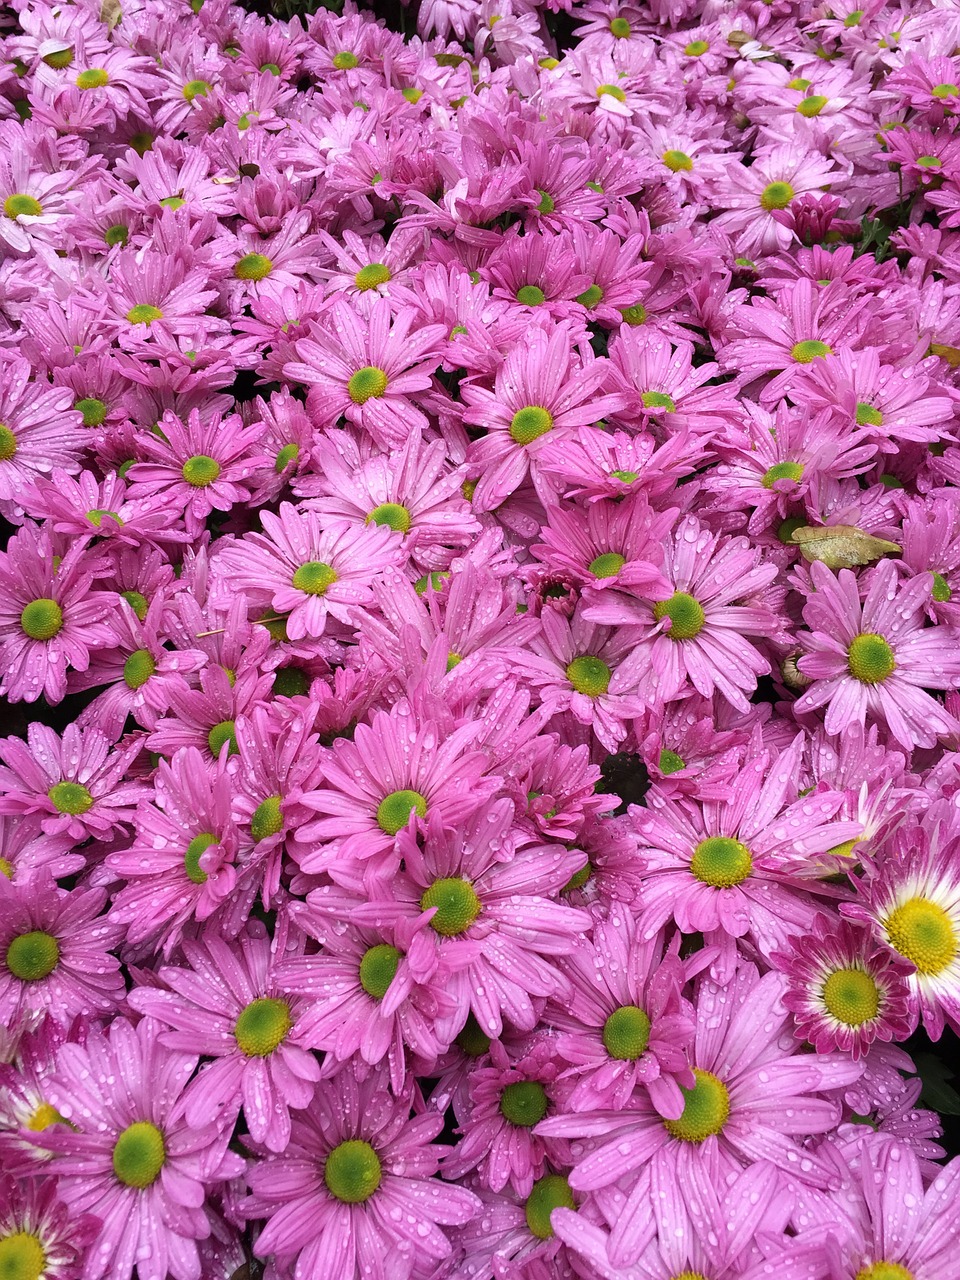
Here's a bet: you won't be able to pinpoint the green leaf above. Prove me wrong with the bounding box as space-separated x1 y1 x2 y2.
915 1052 960 1116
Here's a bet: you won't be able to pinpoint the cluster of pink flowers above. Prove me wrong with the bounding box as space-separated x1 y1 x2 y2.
2 0 960 1274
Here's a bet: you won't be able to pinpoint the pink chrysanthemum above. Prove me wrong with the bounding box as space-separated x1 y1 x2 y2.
0 1173 99 1280
0 353 85 510
244 1066 480 1280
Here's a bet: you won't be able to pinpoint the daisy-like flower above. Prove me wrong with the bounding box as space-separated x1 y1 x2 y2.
0 1173 98 1280
309 804 590 1041
90 248 222 342
583 515 780 712
843 814 960 1040
0 814 81 886
285 298 445 448
129 926 321 1154
0 874 124 1032
125 409 271 536
0 527 114 706
775 915 913 1059
608 328 741 436
795 559 960 750
244 1065 480 1280
216 504 404 642
531 495 674 596
547 917 696 1117
107 747 251 955
0 353 85 511
537 964 863 1264
461 322 628 513
633 739 861 978
22 469 186 548
315 226 424 309
712 143 839 257
0 138 81 255
37 1016 244 1280
0 722 143 842
537 426 701 506
295 703 500 876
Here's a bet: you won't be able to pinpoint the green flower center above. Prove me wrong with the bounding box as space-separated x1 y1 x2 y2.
509 405 554 445
86 509 122 528
690 836 752 887
20 598 62 641
234 253 273 281
588 552 625 578
565 655 612 697
273 667 309 697
359 944 401 999
251 795 283 841
456 1013 491 1056
791 339 832 363
932 83 959 98
685 39 709 55
234 996 291 1056
159 196 185 210
126 304 163 325
788 77 812 90
105 224 128 247
844 9 864 24
207 719 237 758
778 515 806 545
932 572 952 602
653 592 705 640
76 68 108 88
525 1174 576 1240
0 1231 46 1280
576 283 604 308
48 781 94 815
43 45 75 67
123 649 156 689
324 1140 381 1203
856 1265 914 1280
182 79 212 100
798 94 828 116
420 877 481 936
917 155 942 169
663 149 693 172
348 366 388 404
261 62 281 74
184 833 218 884
5 931 60 982
120 590 148 620
402 87 422 102
596 83 627 102
847 633 895 684
181 454 221 487
354 262 391 290
855 401 883 426
366 502 411 533
884 898 957 976
112 1122 165 1188
664 1068 730 1142
760 180 795 210
4 194 43 218
563 860 592 892
333 50 359 69
0 424 17 461
292 561 338 595
535 189 556 215
620 303 647 325
611 469 639 483
500 1081 548 1127
762 460 804 488
75 397 107 426
658 749 686 775
376 789 427 835
822 967 880 1026
516 285 546 306
642 390 676 412
609 16 631 36
275 442 299 473
602 1005 651 1059
414 572 449 595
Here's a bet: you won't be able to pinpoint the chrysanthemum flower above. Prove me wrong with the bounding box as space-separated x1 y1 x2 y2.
244 1065 480 1279
0 874 124 1031
531 494 674 596
23 468 186 548
0 353 85 510
712 143 839 257
843 814 960 1039
285 298 445 448
0 721 144 842
775 915 913 1059
37 1016 243 1280
0 1173 98 1280
130 926 321 1153
795 559 960 749
216 503 404 641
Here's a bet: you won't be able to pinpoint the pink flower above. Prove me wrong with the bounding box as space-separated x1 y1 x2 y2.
0 353 85 509
795 559 960 749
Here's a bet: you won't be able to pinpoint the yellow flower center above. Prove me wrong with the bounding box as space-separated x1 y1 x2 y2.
791 340 832 363
4 194 43 219
509 405 553 444
20 598 62 641
234 997 291 1056
348 366 388 404
0 1232 46 1280
112 1122 165 1188
664 1069 730 1142
653 591 705 640
291 561 337 595
822 967 880 1025
234 253 273 281
847 633 895 684
690 836 752 887
884 898 957 975
760 180 795 210
420 877 481 936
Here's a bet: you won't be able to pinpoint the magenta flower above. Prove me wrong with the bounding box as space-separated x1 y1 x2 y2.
775 915 913 1059
0 527 114 705
0 874 124 1032
0 722 144 842
22 468 187 547
130 926 321 1153
285 298 445 448
216 503 404 641
0 353 85 509
795 559 960 749
244 1066 480 1279
531 495 674 597
547 917 696 1118
0 1173 99 1280
37 1016 243 1280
